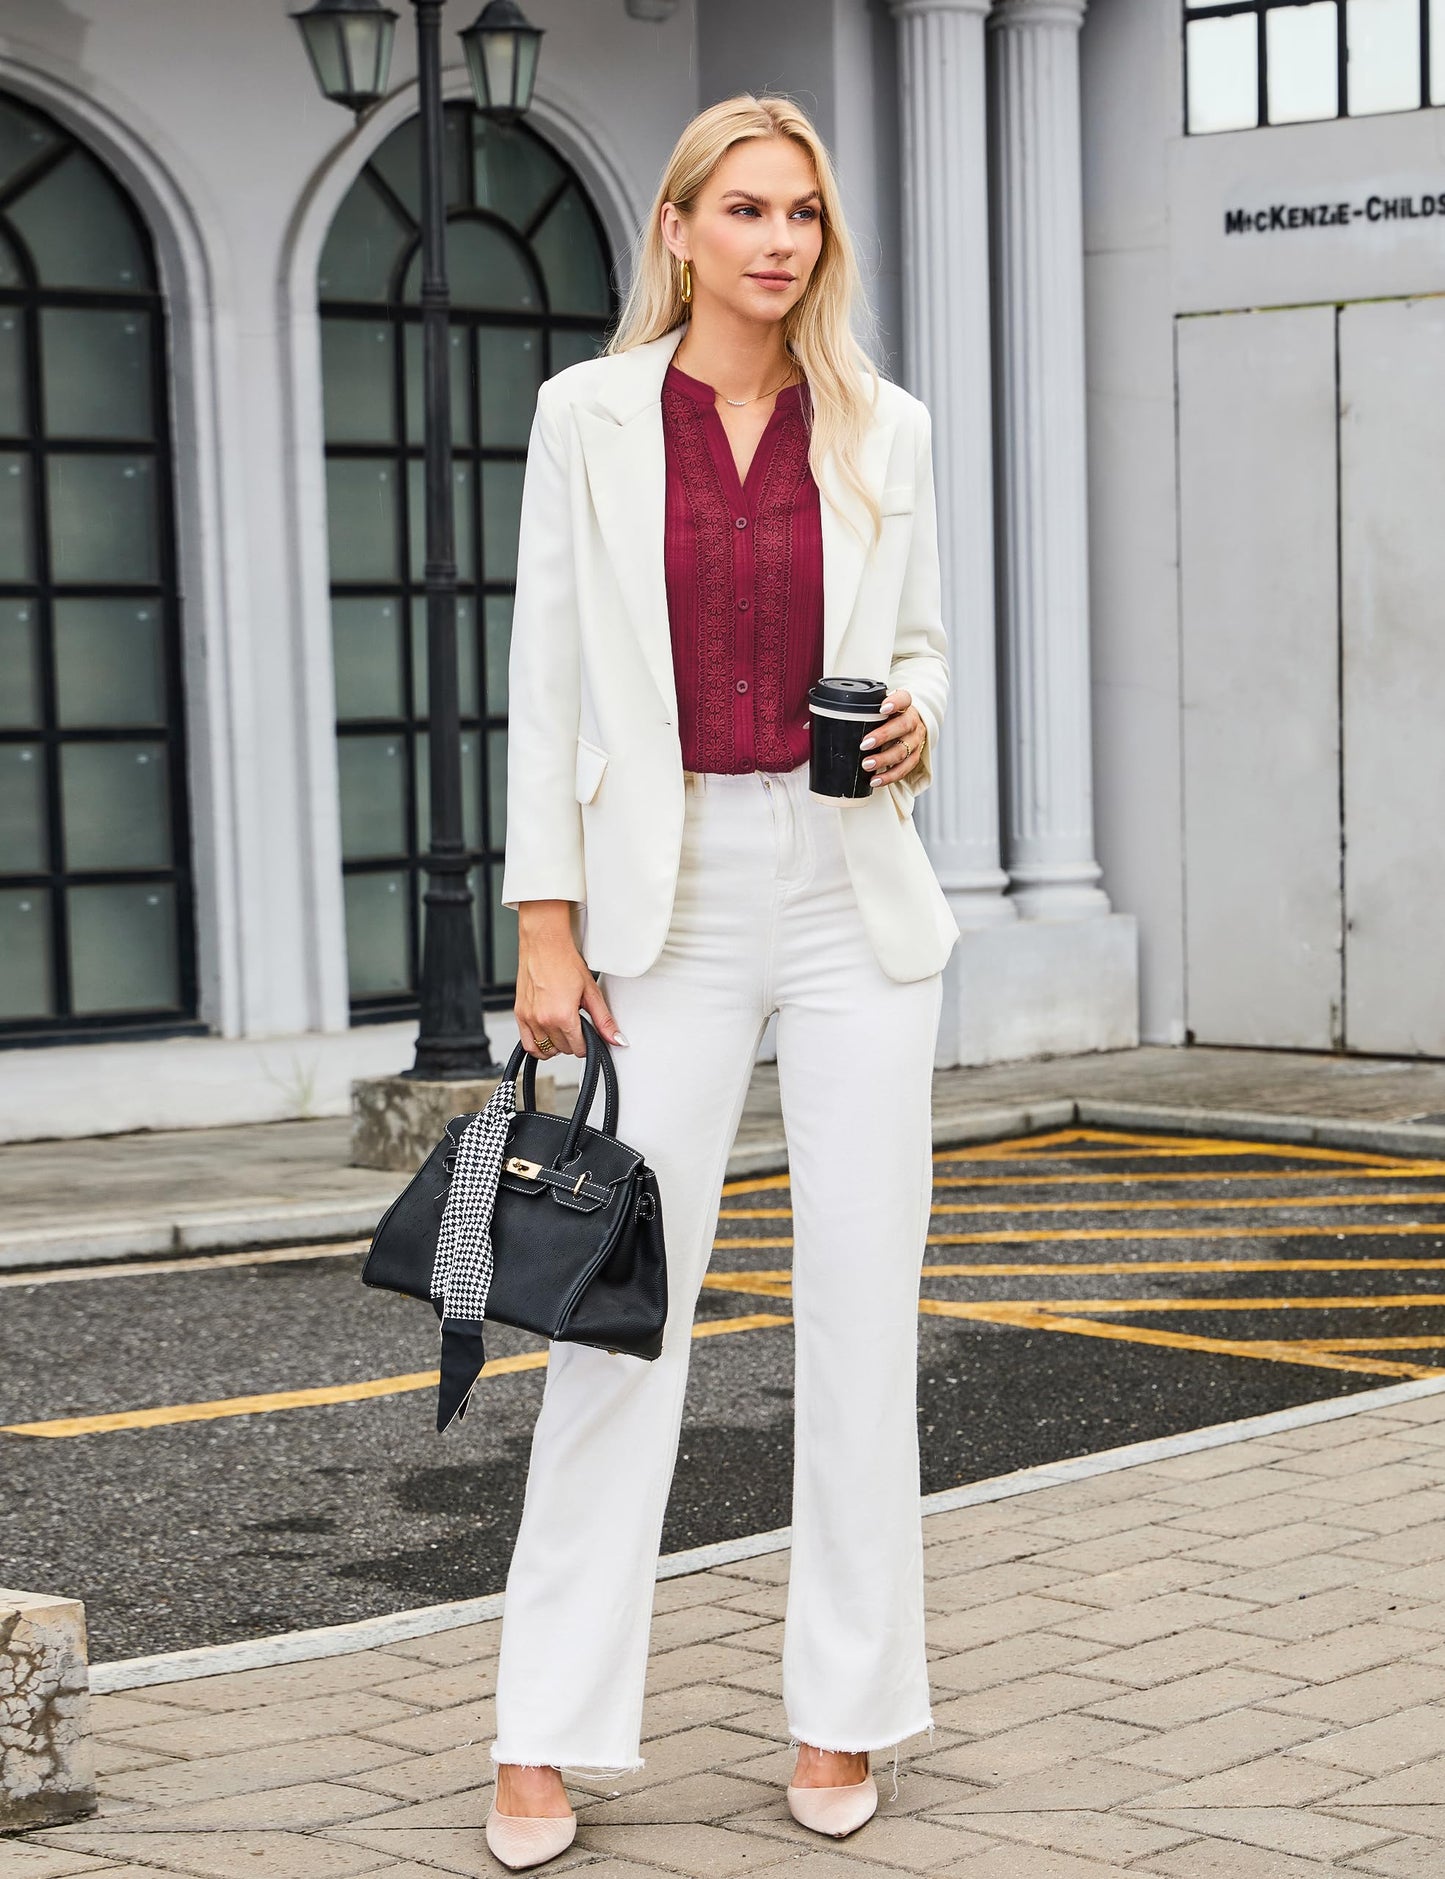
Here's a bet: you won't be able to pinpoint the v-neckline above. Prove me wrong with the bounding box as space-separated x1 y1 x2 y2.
666 360 803 505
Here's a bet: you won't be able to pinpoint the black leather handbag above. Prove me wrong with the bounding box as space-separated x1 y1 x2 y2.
361 1011 668 1429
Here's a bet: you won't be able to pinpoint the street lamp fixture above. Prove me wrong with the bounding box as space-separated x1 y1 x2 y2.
293 0 398 117
294 0 543 1081
460 0 545 121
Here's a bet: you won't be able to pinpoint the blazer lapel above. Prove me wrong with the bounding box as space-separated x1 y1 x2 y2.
573 324 892 716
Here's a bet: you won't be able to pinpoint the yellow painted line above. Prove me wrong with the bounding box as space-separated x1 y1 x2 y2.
928 1166 1445 1190
915 1298 1445 1381
0 1312 793 1439
938 1132 1426 1169
703 1256 1445 1297
714 1221 1445 1251
721 1190 1445 1221
1293 1337 1445 1351
1020 1293 1445 1315
0 1242 370 1289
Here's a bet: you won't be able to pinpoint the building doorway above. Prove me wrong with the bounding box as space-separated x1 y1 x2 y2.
0 91 195 1043
318 104 616 1021
1177 292 1445 1055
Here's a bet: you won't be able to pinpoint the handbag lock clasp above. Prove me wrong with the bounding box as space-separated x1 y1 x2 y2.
504 1155 542 1180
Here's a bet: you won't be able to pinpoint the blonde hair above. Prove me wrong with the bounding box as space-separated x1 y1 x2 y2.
607 94 884 543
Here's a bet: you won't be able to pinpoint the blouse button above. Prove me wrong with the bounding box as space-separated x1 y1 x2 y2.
734 516 748 530
736 679 749 694
737 597 750 611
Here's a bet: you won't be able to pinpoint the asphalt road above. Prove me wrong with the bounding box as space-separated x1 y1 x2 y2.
6 1123 1445 1663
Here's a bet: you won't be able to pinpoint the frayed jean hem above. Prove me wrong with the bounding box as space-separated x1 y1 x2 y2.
490 1742 646 1779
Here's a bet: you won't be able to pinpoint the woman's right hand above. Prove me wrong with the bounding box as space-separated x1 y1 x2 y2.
514 900 627 1058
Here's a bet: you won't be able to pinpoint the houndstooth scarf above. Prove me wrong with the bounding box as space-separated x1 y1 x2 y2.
429 1073 517 1431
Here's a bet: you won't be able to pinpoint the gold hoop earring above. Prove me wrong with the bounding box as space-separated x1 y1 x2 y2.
679 258 693 306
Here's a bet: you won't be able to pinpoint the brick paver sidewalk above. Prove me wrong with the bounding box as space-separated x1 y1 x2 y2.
11 1388 1445 1877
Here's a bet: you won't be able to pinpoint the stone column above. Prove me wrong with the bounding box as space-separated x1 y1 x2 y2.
989 0 1110 918
890 0 1013 930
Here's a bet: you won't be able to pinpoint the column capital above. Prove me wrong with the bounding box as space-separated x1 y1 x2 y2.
988 0 1086 29
888 0 992 19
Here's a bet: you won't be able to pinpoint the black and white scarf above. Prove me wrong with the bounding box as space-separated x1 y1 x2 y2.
430 1073 517 1431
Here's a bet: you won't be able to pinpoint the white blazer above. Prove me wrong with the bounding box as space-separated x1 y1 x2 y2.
500 323 962 984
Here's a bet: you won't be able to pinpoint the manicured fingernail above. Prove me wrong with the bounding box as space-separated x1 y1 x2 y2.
862 757 876 770
860 737 875 750
614 1031 629 1046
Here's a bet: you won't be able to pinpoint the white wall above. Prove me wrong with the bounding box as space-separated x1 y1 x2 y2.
1080 0 1445 1048
0 0 701 1045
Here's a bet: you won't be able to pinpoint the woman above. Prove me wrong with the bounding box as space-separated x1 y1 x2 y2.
486 93 960 1870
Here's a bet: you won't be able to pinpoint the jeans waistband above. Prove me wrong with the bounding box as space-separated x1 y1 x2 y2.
683 762 811 795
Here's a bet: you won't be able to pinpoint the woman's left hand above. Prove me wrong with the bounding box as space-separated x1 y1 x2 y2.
860 689 925 787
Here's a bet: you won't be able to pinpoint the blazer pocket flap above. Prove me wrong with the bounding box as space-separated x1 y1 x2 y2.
574 736 609 804
879 481 915 516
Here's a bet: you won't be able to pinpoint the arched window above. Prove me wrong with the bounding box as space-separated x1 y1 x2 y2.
0 94 194 1041
320 105 616 1019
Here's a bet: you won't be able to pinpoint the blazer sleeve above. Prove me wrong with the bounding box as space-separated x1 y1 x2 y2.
886 397 949 809
499 381 587 910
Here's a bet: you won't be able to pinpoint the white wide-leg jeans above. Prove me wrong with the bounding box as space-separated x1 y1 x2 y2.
490 759 943 1774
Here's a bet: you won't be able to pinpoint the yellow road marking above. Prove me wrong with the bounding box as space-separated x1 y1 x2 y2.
991 1293 1445 1315
0 1312 793 1439
720 1190 1445 1221
0 1242 370 1289
703 1256 1445 1294
1293 1337 1445 1351
712 1222 1445 1251
937 1130 1425 1169
914 1298 1445 1381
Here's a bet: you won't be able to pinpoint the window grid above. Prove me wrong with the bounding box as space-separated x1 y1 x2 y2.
321 105 616 1022
1185 0 1437 131
0 99 197 1043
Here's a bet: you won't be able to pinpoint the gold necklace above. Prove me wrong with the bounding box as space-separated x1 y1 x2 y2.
677 352 798 406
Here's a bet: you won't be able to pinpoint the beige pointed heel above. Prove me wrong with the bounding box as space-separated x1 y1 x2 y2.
484 1805 578 1870
785 1773 879 1838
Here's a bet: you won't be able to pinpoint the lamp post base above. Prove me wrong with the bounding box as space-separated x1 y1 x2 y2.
351 1071 558 1172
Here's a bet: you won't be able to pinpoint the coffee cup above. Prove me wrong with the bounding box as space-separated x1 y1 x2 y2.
807 677 889 802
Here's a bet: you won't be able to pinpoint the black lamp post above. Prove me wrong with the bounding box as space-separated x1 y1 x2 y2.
292 0 543 1081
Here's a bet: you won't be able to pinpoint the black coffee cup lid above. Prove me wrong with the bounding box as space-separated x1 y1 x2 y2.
807 677 888 715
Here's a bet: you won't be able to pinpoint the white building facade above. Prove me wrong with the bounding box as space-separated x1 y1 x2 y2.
0 0 1438 1138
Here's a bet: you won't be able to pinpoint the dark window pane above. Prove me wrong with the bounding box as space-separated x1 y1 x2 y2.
414 729 480 852
0 600 40 727
403 321 472 447
54 599 166 726
408 458 474 581
473 118 563 231
487 865 518 983
0 886 52 1019
0 307 23 432
370 106 467 220
478 326 542 447
42 308 152 437
0 229 22 291
548 328 605 375
0 454 33 578
326 457 401 581
48 455 159 582
484 594 511 716
68 881 179 1013
411 594 479 719
61 741 171 870
318 173 413 301
0 96 58 195
0 743 45 870
321 318 396 443
332 596 406 720
8 149 151 290
403 219 539 312
482 459 524 583
344 869 411 996
338 733 408 858
487 726 507 851
532 185 610 315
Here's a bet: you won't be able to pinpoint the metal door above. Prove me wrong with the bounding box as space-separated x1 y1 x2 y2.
1339 296 1445 1055
1177 306 1343 1048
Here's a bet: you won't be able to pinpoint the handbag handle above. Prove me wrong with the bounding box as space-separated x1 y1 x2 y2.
501 1010 620 1161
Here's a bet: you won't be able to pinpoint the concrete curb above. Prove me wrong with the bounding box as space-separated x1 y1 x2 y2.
9 1093 1445 1274
89 1369 1445 1694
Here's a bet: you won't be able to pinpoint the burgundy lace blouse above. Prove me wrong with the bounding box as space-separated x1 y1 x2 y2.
661 359 823 773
